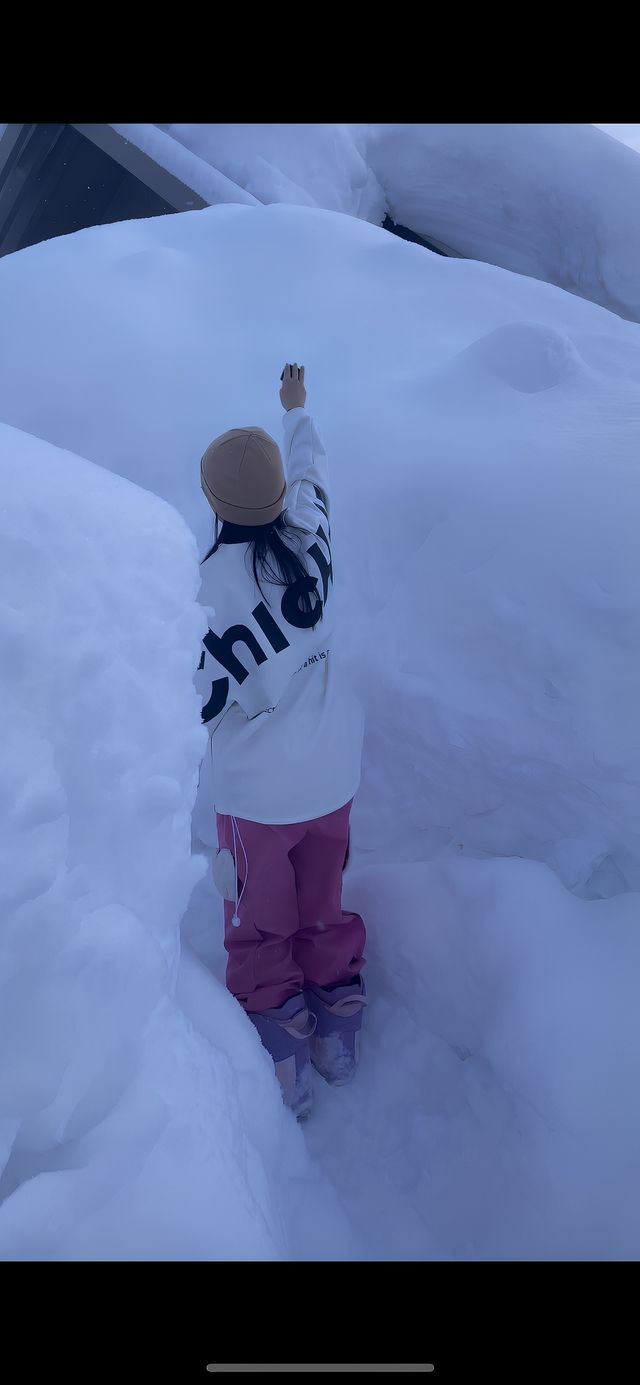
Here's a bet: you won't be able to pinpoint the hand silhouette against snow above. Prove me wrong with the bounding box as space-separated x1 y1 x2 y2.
280 362 306 412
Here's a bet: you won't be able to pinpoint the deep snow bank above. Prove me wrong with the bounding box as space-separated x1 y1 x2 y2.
151 123 640 321
1 203 637 895
0 422 355 1259
1 201 640 1259
361 123 640 322
350 309 640 898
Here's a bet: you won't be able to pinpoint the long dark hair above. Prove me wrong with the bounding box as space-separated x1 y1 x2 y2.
201 512 321 628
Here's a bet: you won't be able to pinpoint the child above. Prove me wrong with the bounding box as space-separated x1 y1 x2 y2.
195 364 366 1118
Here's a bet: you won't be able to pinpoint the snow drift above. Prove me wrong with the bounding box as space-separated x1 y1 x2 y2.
150 122 640 321
161 121 386 222
1 195 640 1258
0 421 355 1259
360 123 640 322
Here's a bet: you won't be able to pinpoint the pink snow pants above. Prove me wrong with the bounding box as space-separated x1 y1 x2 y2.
216 799 366 1013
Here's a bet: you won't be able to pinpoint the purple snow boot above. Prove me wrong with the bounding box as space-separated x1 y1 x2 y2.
248 994 317 1119
304 974 367 1086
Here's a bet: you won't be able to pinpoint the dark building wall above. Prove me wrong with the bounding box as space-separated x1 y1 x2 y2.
0 124 176 257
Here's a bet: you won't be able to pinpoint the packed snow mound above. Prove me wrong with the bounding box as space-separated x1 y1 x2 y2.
0 421 357 1259
443 321 587 393
353 315 640 897
0 203 639 902
359 123 640 322
143 123 640 321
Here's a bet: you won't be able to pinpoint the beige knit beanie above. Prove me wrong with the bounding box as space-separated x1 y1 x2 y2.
201 427 286 527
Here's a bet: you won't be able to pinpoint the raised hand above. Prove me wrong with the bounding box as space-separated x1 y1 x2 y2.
280 362 306 412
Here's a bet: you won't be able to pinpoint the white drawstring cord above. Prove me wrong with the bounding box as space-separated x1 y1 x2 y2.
230 816 249 928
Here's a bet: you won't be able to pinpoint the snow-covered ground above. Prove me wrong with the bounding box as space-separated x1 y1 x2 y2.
1 190 640 1259
133 123 640 321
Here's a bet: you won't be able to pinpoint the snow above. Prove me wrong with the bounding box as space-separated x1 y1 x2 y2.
148 123 640 322
595 123 640 155
111 124 260 207
361 123 640 322
0 419 355 1260
1 192 640 1259
163 122 386 222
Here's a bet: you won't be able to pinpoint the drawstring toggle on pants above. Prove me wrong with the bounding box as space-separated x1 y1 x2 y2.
230 815 248 928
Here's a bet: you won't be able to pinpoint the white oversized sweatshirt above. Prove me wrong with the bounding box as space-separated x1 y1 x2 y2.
195 408 364 824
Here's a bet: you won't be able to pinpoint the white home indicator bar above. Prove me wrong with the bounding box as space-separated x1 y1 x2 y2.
206 1368 435 1374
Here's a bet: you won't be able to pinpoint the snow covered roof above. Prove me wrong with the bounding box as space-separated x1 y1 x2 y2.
3 123 639 322
132 122 640 323
0 123 211 257
106 124 260 208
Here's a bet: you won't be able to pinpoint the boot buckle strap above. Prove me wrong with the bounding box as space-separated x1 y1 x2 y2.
279 1008 317 1041
325 994 368 1017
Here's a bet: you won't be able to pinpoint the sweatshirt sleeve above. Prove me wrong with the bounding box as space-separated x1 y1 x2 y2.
281 408 330 534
